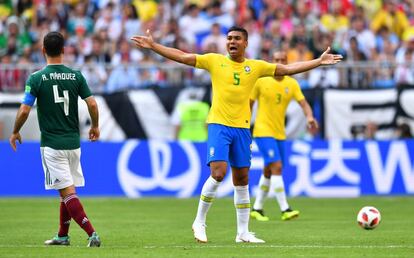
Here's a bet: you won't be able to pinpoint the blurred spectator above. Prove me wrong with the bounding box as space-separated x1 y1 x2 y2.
63 43 81 64
364 121 378 139
0 16 31 57
121 3 141 40
375 26 399 54
276 8 294 41
201 23 226 54
394 50 414 87
30 39 45 64
85 35 112 64
205 0 233 29
292 0 318 33
355 0 382 20
320 0 349 34
287 38 313 63
244 20 261 59
0 0 12 19
67 2 94 36
395 123 413 139
94 2 122 43
372 39 396 88
159 0 184 23
138 49 159 87
287 38 313 88
371 0 409 39
67 25 92 60
344 16 376 59
178 4 210 46
111 39 142 66
132 0 158 23
345 36 369 88
0 54 21 92
81 55 108 93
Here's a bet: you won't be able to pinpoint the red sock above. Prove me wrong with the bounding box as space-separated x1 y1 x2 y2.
58 200 71 237
63 194 95 237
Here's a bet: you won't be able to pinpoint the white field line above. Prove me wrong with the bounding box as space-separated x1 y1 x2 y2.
0 244 413 249
143 244 414 249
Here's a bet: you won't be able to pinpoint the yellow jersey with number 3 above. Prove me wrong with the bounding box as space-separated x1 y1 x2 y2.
196 53 276 128
251 76 305 139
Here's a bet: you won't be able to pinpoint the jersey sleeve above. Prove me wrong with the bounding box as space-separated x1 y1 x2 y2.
77 72 92 99
250 80 260 101
292 79 305 102
256 60 277 78
195 53 215 71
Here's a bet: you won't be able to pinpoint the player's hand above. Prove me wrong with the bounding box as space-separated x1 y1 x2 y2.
131 29 154 49
320 47 343 65
89 127 100 142
307 117 319 132
9 133 22 151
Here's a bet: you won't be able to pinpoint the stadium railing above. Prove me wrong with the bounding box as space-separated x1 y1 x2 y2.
0 61 409 93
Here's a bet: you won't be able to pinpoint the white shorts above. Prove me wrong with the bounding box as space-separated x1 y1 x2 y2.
40 147 85 190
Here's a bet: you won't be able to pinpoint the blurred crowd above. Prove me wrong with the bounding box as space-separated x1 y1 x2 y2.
1 0 414 93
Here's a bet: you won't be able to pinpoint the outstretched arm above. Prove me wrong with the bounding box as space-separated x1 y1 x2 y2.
9 104 31 151
131 30 196 67
275 47 342 76
298 99 318 131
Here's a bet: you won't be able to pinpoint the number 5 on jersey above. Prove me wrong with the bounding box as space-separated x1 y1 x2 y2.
233 72 240 85
53 85 69 116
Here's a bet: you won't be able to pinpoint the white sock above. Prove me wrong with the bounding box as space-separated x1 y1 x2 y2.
271 175 289 211
234 185 250 235
253 175 270 210
194 176 221 224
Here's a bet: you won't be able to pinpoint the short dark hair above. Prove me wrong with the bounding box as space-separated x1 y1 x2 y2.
43 31 64 57
227 26 248 40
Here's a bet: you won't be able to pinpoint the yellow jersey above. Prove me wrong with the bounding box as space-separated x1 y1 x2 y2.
251 76 304 139
196 53 276 129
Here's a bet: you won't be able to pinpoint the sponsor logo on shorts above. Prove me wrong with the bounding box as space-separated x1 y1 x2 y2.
210 147 215 157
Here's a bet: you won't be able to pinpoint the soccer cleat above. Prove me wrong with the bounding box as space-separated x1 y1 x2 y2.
235 232 265 243
250 209 270 222
281 208 300 221
87 232 101 247
44 234 70 246
192 221 207 243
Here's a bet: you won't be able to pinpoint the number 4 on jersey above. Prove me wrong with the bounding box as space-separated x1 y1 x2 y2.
53 85 69 116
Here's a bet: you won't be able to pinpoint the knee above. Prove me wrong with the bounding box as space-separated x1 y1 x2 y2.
275 162 282 174
211 167 226 182
271 162 283 175
236 174 249 186
263 166 271 178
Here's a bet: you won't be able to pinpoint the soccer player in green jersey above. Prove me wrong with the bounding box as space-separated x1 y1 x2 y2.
131 26 342 243
250 51 318 222
9 32 101 247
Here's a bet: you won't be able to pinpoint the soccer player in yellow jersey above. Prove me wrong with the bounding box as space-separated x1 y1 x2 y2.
131 26 342 243
250 51 318 222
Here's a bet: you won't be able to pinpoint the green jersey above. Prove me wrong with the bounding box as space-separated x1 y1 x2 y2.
25 64 92 149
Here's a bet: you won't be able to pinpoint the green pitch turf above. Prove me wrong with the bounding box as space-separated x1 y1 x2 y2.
0 197 413 257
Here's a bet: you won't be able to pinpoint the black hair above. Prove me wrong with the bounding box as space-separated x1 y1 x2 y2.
43 31 64 57
227 26 248 40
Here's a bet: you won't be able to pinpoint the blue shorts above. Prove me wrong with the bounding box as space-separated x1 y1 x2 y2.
207 124 252 168
255 137 285 166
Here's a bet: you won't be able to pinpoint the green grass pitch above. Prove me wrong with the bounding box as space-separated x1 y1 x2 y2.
0 197 413 257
